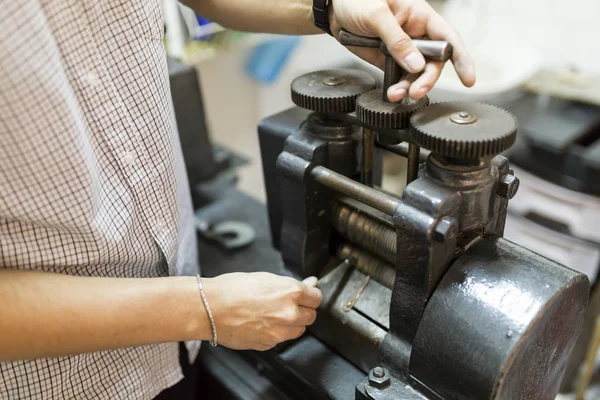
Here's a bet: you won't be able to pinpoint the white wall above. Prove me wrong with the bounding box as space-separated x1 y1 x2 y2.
441 0 600 75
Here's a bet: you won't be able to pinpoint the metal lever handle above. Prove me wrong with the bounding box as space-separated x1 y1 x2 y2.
339 29 453 102
339 29 453 62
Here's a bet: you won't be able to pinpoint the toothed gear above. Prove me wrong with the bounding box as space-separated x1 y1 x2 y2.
356 90 430 129
291 69 376 113
410 102 518 159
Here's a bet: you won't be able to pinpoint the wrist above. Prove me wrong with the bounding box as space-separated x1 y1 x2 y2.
174 276 213 342
328 0 341 38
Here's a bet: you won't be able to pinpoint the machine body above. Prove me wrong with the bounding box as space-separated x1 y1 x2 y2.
258 31 589 399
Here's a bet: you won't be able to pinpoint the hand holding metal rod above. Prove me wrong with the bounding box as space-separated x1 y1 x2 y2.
339 29 453 102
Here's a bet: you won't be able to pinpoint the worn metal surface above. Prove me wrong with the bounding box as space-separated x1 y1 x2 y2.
312 166 400 216
291 69 376 113
410 237 589 400
410 102 518 159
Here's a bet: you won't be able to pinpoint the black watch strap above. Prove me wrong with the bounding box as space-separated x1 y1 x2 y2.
313 0 333 36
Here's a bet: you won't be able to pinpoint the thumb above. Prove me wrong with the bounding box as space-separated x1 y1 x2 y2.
302 276 318 287
368 9 425 74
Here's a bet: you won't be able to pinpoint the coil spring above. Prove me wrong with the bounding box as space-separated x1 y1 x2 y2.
336 243 395 289
332 203 397 264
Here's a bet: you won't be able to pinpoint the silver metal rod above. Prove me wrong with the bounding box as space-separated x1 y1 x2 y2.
375 140 430 163
311 166 399 216
362 128 374 187
383 56 403 102
407 143 421 185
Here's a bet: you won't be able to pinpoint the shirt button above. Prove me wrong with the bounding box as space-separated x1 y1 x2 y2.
86 70 101 87
122 151 136 165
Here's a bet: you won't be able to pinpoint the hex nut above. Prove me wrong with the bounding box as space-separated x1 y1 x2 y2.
368 367 390 389
497 174 520 199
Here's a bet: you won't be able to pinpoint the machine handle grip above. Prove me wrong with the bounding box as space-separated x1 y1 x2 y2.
339 29 453 62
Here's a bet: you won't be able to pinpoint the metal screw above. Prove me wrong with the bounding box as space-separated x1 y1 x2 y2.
497 174 520 199
368 367 390 389
450 111 478 125
322 76 346 86
433 218 457 243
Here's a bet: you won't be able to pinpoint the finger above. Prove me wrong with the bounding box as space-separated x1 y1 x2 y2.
298 284 323 309
346 47 385 70
284 326 307 341
292 306 317 326
408 61 444 100
386 74 418 102
302 276 318 287
426 15 475 87
367 8 425 74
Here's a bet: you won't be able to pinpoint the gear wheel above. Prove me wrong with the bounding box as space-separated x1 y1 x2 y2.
356 90 430 129
291 69 376 113
410 102 518 159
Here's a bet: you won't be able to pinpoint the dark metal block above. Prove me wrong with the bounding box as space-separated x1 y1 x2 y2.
258 107 311 249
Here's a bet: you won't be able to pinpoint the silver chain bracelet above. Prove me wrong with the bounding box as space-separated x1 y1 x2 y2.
196 274 218 347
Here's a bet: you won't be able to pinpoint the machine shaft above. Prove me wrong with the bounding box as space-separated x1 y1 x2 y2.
361 128 375 187
311 166 399 216
407 143 421 184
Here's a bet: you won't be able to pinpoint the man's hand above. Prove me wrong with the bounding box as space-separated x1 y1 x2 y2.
203 272 322 351
329 0 476 102
187 0 474 101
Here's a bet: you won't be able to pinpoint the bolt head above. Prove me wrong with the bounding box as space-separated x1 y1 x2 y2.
497 174 520 199
433 218 457 243
322 76 346 86
368 367 390 389
450 111 478 125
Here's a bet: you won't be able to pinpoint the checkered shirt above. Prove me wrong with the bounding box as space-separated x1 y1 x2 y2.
0 0 200 398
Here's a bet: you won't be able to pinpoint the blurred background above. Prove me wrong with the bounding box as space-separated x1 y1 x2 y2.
165 2 600 394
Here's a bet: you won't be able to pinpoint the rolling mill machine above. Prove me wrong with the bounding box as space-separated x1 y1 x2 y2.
256 30 591 399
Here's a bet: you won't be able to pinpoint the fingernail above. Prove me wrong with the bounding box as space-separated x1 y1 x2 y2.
303 276 318 286
403 52 425 73
388 87 406 100
411 86 429 99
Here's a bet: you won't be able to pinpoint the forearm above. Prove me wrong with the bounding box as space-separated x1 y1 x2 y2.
0 270 210 361
183 0 321 35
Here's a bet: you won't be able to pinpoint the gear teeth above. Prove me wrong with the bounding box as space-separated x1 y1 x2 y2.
409 102 518 158
291 91 357 113
356 90 430 129
290 69 376 113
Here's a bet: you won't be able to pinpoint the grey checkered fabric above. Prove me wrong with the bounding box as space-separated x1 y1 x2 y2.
0 1 200 398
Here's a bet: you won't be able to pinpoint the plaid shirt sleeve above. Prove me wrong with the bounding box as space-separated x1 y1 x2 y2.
0 0 200 398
